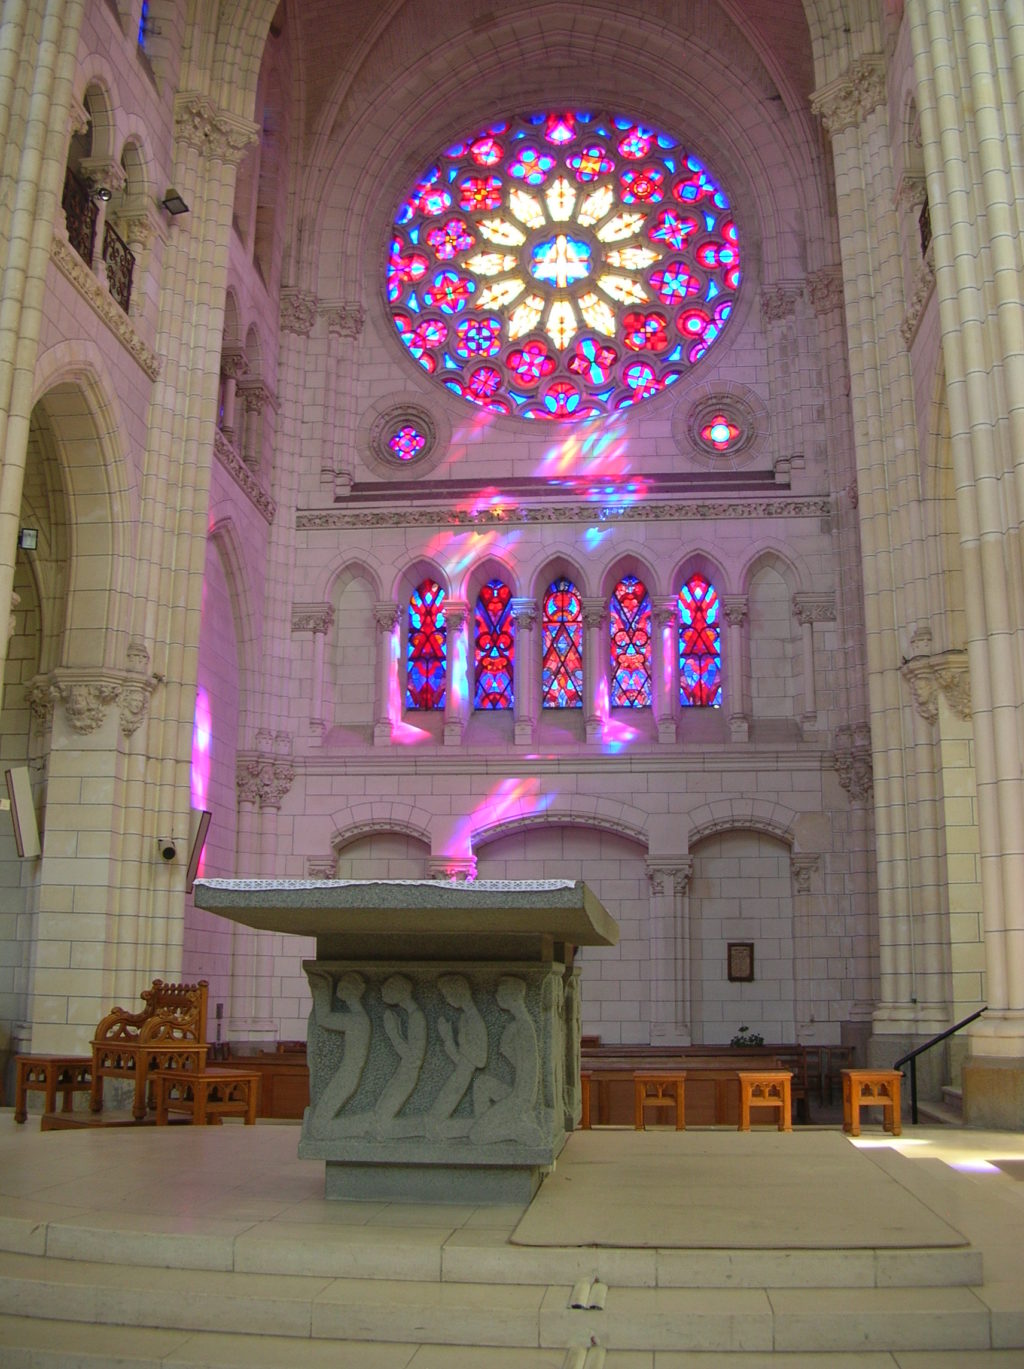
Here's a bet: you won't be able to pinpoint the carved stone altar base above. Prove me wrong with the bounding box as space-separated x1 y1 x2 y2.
193 879 618 1202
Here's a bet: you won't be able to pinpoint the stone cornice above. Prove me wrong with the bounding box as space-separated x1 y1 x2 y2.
811 56 887 136
297 496 832 534
174 93 259 165
213 429 276 523
50 234 161 380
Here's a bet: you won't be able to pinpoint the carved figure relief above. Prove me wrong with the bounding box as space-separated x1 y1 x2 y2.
469 977 543 1146
427 974 488 1138
308 970 371 1137
375 974 428 1135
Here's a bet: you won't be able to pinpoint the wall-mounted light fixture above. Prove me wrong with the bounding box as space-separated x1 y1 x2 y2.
17 528 38 551
161 188 189 216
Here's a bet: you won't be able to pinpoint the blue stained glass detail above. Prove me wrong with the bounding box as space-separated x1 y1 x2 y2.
407 580 446 710
474 580 515 709
610 576 652 707
706 281 721 300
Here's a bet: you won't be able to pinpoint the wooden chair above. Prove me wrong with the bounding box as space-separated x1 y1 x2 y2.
90 979 209 1120
633 1070 686 1130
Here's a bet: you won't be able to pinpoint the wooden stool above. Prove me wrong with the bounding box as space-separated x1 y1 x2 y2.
737 1070 792 1131
580 1070 593 1129
633 1071 686 1130
153 1068 261 1126
14 1055 93 1124
842 1068 902 1136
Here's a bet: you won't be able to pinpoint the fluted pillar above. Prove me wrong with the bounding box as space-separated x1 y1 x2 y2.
722 595 749 741
651 597 678 743
443 600 469 745
582 596 608 744
320 303 364 495
218 348 248 443
373 600 399 745
647 860 694 1044
510 597 537 746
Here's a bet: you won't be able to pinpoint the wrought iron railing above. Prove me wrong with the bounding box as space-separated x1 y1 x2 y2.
893 1006 986 1123
62 166 97 267
102 220 134 313
918 197 932 257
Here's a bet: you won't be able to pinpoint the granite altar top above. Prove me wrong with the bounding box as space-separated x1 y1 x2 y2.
192 878 619 945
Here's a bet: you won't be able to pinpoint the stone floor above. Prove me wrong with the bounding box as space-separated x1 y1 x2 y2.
0 1107 1023 1365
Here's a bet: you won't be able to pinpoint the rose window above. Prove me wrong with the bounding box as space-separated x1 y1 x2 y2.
388 110 742 421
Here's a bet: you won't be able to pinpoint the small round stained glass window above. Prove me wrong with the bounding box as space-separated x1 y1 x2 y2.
387 423 428 461
699 414 742 451
388 110 742 421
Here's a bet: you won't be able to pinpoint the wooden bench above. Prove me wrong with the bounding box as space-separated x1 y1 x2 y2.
737 1070 792 1131
633 1071 687 1130
14 1055 92 1123
842 1068 902 1136
153 1067 261 1126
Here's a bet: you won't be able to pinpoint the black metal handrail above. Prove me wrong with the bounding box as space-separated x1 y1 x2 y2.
893 1006 986 1124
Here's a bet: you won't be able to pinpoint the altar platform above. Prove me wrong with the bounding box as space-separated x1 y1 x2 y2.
1 1114 1023 1365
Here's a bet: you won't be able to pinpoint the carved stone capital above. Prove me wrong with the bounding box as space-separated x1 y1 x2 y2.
292 603 334 635
833 722 873 804
791 853 820 894
374 601 400 632
647 858 693 896
760 286 801 325
896 173 928 213
429 856 478 882
722 595 748 628
235 749 296 810
220 348 249 381
793 592 836 626
581 596 608 630
30 672 123 734
68 92 90 138
901 254 935 348
237 379 278 414
901 649 971 724
510 597 537 631
173 93 259 165
806 266 845 316
280 289 319 336
115 210 159 253
322 302 365 339
307 857 338 879
812 57 887 137
78 157 126 197
445 600 470 631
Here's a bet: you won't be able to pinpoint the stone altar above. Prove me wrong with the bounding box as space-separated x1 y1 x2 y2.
193 878 618 1202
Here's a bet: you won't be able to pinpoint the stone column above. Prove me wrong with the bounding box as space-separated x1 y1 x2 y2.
791 852 822 1042
652 596 678 743
319 302 365 495
812 55 945 1042
229 760 263 1039
510 597 537 746
443 600 470 746
77 155 125 288
646 860 693 1044
218 348 248 443
907 0 1024 1095
237 378 276 471
722 595 749 741
760 285 804 461
792 592 836 729
373 600 399 746
582 596 607 744
292 603 334 738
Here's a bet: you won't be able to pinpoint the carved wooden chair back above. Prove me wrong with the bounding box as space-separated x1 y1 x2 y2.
93 979 209 1047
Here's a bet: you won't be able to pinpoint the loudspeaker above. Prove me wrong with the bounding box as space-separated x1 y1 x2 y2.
4 767 41 858
185 807 212 893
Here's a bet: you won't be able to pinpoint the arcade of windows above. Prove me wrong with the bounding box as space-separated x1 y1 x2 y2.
405 572 721 714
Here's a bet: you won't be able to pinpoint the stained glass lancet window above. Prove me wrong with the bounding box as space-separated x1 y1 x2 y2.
610 575 651 706
407 579 446 709
475 579 514 709
679 574 721 707
389 111 741 420
541 578 583 708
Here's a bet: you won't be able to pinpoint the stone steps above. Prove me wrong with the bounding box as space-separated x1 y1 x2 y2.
0 1247 1000 1356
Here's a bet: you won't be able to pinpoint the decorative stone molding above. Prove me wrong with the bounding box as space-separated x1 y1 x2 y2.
901 649 972 724
429 856 478 882
845 481 859 509
119 638 160 738
322 303 365 339
78 157 127 198
236 735 297 812
900 253 935 348
8 591 19 645
646 859 693 896
220 348 249 381
50 234 161 379
68 92 89 137
297 496 832 533
793 592 837 626
806 266 844 316
173 93 259 165
27 672 122 735
307 857 338 879
581 598 607 630
811 57 887 136
117 209 162 254
833 722 873 804
280 289 319 336
896 173 928 213
760 286 801 325
790 853 820 894
722 595 748 627
213 429 276 523
510 598 537 631
373 601 400 632
237 378 278 414
292 603 334 635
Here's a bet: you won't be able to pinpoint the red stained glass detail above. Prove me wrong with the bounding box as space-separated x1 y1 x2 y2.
509 147 555 185
426 218 476 260
542 578 583 708
610 576 651 707
648 209 699 250
568 145 615 181
470 136 503 166
622 311 669 352
622 360 660 397
458 176 503 212
679 574 721 707
424 269 475 313
545 112 577 144
455 317 502 358
387 239 429 301
407 579 446 710
678 306 711 337
474 579 514 709
620 167 664 204
649 262 701 304
409 318 447 352
388 425 427 460
466 365 503 401
700 415 741 450
567 337 618 385
542 379 582 418
695 240 740 270
507 339 556 385
617 126 655 159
